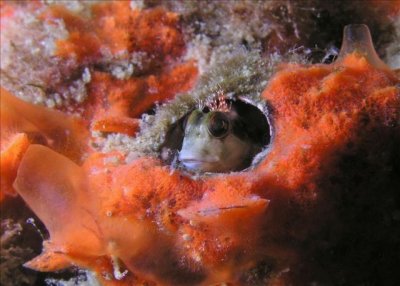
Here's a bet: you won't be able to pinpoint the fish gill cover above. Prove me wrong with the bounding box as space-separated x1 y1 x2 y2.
0 1 399 286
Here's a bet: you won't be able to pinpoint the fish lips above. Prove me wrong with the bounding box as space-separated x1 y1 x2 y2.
178 157 219 172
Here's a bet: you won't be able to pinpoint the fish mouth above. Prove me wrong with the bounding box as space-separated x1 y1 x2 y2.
179 157 218 164
179 158 219 171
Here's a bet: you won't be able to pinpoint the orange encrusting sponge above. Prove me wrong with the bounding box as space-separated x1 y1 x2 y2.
0 133 30 200
88 61 198 135
43 3 184 63
40 2 199 135
2 7 399 283
10 51 399 285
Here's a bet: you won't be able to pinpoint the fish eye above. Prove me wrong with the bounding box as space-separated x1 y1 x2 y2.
207 112 230 138
202 106 210 113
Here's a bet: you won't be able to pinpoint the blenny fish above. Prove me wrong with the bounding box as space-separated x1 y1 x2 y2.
179 93 270 173
1 23 399 286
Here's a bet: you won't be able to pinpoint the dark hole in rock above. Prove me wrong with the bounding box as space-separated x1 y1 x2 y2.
239 259 275 285
160 98 271 173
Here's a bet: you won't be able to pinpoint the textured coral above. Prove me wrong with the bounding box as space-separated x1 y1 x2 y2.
6 51 399 285
1 1 400 285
